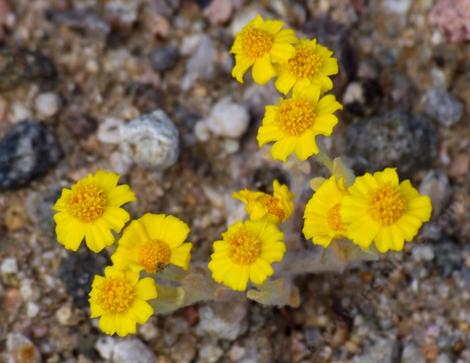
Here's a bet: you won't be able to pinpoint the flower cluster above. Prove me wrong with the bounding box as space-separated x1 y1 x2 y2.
231 15 342 162
230 16 432 257
53 171 192 336
52 14 433 337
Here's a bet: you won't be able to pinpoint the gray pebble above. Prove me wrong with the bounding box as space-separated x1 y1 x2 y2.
346 111 437 176
197 302 248 341
112 338 155 363
119 110 179 171
149 46 180 72
0 121 62 190
423 88 463 127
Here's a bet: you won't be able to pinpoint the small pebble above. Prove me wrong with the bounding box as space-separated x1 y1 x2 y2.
97 117 124 144
113 338 156 363
203 98 250 138
197 302 248 341
95 336 116 360
34 92 61 118
9 102 32 123
56 304 72 325
1 257 18 274
423 88 463 127
149 46 179 72
26 301 39 318
0 121 62 190
198 343 223 363
204 0 233 25
7 333 41 363
119 110 179 171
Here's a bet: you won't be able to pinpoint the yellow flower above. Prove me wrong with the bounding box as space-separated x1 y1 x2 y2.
275 39 339 95
89 266 157 336
303 176 349 248
208 220 285 291
231 15 297 85
112 213 192 273
53 170 135 253
233 180 294 224
341 168 432 252
257 84 343 161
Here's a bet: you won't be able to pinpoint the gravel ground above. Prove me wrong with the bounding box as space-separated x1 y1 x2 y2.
0 0 469 362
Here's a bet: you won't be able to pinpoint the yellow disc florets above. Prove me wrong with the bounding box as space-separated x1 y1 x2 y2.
241 27 273 59
260 195 286 221
138 240 171 273
228 228 262 265
278 98 316 136
97 277 135 314
66 183 107 223
288 46 322 79
368 184 407 225
326 203 345 232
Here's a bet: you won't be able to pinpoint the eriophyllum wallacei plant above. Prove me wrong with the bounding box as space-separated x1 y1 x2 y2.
52 14 432 337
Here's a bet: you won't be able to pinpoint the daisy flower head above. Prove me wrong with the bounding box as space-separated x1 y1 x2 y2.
257 84 343 161
208 220 285 291
89 266 157 336
230 15 297 85
275 38 339 95
112 213 192 273
341 168 432 252
53 170 136 253
233 180 294 224
303 176 349 248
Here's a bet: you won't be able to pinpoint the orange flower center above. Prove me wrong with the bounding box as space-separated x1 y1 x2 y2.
241 27 273 58
278 98 316 136
288 46 322 79
368 184 407 225
66 183 107 223
228 228 262 265
97 277 135 314
326 203 345 232
138 240 171 273
260 195 285 222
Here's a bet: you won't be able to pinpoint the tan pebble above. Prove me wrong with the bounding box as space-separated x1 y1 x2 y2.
449 153 470 178
5 203 27 232
56 304 73 325
3 288 23 316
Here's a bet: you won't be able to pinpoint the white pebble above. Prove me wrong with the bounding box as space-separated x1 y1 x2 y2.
34 92 61 118
95 336 117 360
9 102 32 123
26 302 39 318
56 304 72 325
97 117 124 144
205 98 249 138
1 257 18 274
119 110 179 171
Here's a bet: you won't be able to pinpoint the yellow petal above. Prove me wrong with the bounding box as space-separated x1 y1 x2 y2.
107 184 136 207
161 215 190 247
131 300 154 324
102 207 130 233
313 114 338 136
170 242 192 270
135 277 158 300
257 125 284 146
317 95 343 115
232 55 255 83
99 314 117 335
275 70 297 94
294 130 318 160
252 55 276 85
270 137 297 161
